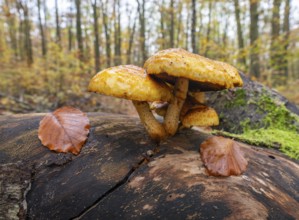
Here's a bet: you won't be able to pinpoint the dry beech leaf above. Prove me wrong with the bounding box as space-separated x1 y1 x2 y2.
38 106 90 155
200 136 248 176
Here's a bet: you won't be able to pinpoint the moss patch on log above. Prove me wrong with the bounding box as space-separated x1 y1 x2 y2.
215 89 299 160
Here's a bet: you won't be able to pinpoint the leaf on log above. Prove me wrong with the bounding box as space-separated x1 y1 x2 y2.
200 136 248 176
38 106 90 155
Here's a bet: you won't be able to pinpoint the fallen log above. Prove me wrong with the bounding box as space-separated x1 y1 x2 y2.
0 113 298 220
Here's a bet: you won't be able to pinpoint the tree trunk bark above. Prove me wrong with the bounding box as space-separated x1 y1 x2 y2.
137 0 146 64
37 0 47 57
191 0 197 53
55 0 61 47
233 0 246 67
101 0 111 67
282 0 290 81
204 0 212 57
117 0 121 64
185 1 190 50
4 0 18 59
176 2 183 48
68 3 74 52
126 15 136 64
159 0 166 49
22 2 33 66
249 0 260 78
169 0 174 48
113 0 121 65
0 113 298 219
92 0 100 73
75 0 84 61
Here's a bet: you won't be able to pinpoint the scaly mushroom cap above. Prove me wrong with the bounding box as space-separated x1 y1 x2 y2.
215 61 243 87
88 65 173 102
182 105 219 128
200 136 248 176
144 48 241 91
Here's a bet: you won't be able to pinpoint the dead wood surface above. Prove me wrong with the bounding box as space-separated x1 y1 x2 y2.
0 112 298 220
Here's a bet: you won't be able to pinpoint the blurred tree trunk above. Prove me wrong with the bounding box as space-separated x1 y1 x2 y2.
67 3 74 52
137 0 146 64
185 2 190 50
113 0 121 65
221 4 229 50
176 1 183 48
37 0 47 57
117 0 121 64
204 0 213 57
270 0 282 70
159 0 166 49
233 0 246 68
17 8 25 61
92 0 100 73
282 0 290 80
249 0 260 78
126 14 136 64
55 0 61 47
17 0 33 66
75 0 84 61
191 0 197 53
83 5 91 61
4 0 18 59
197 2 204 54
169 0 174 48
24 4 33 66
101 0 111 67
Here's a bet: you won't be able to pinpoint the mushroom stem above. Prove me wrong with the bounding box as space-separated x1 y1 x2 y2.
132 101 167 141
164 77 189 136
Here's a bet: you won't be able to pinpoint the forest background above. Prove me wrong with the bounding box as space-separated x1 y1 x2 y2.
0 0 298 115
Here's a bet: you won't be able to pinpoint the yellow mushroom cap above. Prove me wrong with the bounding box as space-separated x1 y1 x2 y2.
182 105 219 128
215 61 243 87
88 65 173 102
144 48 243 91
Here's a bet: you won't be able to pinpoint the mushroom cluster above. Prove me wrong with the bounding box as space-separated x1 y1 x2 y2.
88 48 243 141
88 48 246 176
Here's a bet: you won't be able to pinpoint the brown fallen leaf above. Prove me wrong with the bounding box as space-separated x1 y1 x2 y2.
38 106 90 155
200 136 248 176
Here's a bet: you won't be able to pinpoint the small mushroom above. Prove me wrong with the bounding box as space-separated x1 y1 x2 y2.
88 65 173 141
188 91 205 104
200 136 248 176
182 105 219 128
144 48 242 136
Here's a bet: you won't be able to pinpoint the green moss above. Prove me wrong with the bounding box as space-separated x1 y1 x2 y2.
255 93 298 131
225 88 247 108
217 91 299 160
219 129 299 159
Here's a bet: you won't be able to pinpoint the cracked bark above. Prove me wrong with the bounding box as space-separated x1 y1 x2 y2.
0 112 298 219
71 157 146 219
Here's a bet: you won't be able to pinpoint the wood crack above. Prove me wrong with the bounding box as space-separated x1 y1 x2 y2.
70 157 147 220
